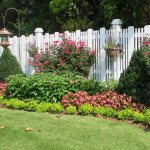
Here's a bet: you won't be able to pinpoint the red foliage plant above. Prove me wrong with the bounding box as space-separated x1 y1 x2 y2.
0 81 6 96
61 91 145 112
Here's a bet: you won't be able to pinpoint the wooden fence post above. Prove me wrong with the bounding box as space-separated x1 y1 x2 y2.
34 28 44 52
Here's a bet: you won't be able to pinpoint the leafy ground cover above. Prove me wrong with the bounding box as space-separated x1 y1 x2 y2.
0 108 150 150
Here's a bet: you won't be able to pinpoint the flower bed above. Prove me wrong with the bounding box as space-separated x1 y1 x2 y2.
61 90 145 111
0 96 149 126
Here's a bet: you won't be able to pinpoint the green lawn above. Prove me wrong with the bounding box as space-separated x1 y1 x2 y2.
0 108 150 150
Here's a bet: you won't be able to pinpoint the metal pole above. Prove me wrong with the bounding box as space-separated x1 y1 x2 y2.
2 8 21 63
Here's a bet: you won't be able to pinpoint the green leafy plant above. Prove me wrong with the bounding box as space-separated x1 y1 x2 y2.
5 73 108 102
36 102 52 113
93 106 117 118
0 48 23 81
24 100 38 111
49 103 64 113
118 109 134 120
1 98 26 109
0 96 4 102
133 112 145 123
144 109 150 125
79 104 93 115
117 37 150 106
65 106 77 114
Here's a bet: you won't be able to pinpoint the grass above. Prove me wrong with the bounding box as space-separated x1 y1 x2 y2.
0 108 150 150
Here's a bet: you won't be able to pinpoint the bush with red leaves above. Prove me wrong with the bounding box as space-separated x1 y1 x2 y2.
0 81 6 96
61 90 145 111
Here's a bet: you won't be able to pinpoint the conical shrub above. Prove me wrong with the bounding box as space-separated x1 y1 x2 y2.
0 48 23 81
117 45 150 106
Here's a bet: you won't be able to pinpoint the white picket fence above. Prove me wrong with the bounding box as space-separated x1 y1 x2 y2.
0 19 150 81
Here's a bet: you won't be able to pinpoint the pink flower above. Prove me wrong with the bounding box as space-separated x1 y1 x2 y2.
28 58 32 65
91 50 96 54
78 41 85 47
44 61 49 65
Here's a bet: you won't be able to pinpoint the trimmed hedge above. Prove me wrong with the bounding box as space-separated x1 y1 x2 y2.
0 48 22 81
117 46 150 106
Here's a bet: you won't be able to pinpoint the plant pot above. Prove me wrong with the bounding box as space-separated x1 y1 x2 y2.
28 51 37 57
105 48 122 57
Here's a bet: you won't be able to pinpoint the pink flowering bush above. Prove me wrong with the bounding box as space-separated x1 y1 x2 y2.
61 90 145 111
29 36 96 77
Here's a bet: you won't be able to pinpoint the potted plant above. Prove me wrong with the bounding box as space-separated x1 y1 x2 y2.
27 43 38 57
104 42 123 57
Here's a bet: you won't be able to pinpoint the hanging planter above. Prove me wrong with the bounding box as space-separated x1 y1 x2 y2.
28 50 38 57
27 43 38 57
104 43 123 57
105 47 122 57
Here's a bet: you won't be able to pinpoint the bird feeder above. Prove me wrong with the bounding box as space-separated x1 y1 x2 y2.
0 28 12 48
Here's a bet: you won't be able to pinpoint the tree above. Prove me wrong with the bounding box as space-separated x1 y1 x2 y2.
0 48 23 81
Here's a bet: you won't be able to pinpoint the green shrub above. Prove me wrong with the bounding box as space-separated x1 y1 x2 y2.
1 98 26 109
0 96 4 102
5 72 112 102
36 102 52 113
101 79 118 91
118 109 134 120
0 48 23 81
144 109 150 125
133 112 145 122
65 106 77 114
94 106 117 118
79 104 93 115
24 100 38 111
117 45 150 106
50 103 64 113
11 100 26 110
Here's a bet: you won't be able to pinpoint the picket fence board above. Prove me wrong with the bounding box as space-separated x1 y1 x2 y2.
0 23 150 81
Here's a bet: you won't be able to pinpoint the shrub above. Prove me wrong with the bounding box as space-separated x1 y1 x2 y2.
65 106 77 114
29 37 96 77
79 104 93 115
11 100 26 110
5 72 108 102
118 109 134 120
117 37 150 106
0 81 6 96
1 98 26 109
93 106 117 118
36 102 52 113
0 48 23 81
50 103 64 113
61 90 145 111
133 112 145 123
0 96 4 102
24 100 38 111
144 109 150 125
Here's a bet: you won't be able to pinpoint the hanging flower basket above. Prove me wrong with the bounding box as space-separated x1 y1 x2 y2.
27 43 38 57
105 47 122 57
28 50 38 57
